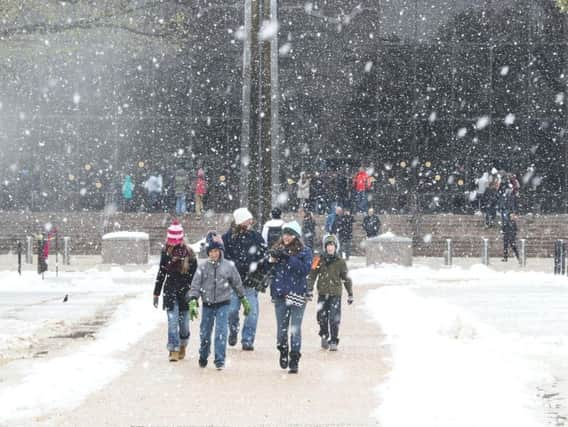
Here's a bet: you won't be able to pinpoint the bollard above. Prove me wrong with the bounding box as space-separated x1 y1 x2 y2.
481 238 490 265
37 235 47 278
520 239 527 268
63 237 71 265
444 239 453 266
554 239 565 274
17 241 22 275
26 236 32 264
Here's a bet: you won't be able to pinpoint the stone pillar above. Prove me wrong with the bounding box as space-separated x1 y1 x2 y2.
102 231 149 265
365 234 413 267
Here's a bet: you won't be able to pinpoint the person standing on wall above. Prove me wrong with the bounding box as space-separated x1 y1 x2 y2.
194 167 207 215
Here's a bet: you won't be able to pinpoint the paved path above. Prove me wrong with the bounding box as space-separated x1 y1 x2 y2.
41 286 387 426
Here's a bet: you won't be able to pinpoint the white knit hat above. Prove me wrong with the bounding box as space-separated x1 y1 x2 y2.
233 207 253 225
166 220 184 245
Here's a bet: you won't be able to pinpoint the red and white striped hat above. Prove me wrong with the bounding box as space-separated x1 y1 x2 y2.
166 220 184 245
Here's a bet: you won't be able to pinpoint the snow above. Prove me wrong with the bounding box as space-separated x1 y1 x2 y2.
102 231 149 240
357 263 568 427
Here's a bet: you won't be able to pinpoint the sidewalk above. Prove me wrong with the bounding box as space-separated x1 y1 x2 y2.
39 286 387 426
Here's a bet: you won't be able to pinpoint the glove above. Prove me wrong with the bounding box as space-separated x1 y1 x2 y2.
189 299 199 321
269 248 289 260
241 297 252 316
305 291 313 302
153 295 159 308
347 295 354 305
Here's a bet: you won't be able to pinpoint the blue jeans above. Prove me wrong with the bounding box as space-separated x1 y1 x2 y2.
356 191 368 213
175 195 186 215
228 288 259 346
274 296 306 353
199 303 230 366
167 301 190 351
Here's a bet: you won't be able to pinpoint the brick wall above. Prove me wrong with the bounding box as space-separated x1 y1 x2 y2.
0 211 566 257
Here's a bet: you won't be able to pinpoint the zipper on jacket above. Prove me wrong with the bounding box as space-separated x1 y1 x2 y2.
213 263 217 303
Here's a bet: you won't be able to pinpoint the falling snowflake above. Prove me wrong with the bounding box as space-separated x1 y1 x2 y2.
475 116 490 130
504 113 515 125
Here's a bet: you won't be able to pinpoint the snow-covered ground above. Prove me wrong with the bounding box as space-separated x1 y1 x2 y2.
0 265 163 425
358 264 568 427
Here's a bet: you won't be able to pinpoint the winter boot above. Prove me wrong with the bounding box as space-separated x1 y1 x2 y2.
169 351 179 362
228 332 238 347
329 342 338 351
320 336 329 350
198 358 208 368
288 352 301 374
179 345 187 360
278 345 288 369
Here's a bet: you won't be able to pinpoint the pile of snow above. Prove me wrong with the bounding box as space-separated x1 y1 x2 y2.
102 231 149 240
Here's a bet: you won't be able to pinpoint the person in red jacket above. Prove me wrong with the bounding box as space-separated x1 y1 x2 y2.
352 166 370 214
194 168 207 215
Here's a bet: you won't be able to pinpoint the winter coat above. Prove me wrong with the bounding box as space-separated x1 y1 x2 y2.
144 175 162 194
187 255 245 306
267 246 313 298
362 214 381 238
308 253 353 297
302 216 316 248
222 227 267 282
195 175 207 196
154 245 198 311
502 217 518 240
332 214 355 241
174 172 188 196
122 176 134 200
297 176 310 200
353 171 370 192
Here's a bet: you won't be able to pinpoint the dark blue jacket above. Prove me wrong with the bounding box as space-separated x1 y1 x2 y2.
222 228 267 281
268 246 313 298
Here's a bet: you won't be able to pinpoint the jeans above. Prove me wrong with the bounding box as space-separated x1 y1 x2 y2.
175 195 186 215
274 296 306 353
317 295 342 344
228 288 259 346
167 301 190 351
199 303 230 366
356 191 368 213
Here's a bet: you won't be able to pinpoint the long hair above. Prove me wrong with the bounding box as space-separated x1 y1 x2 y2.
165 243 194 274
272 235 303 255
230 221 249 238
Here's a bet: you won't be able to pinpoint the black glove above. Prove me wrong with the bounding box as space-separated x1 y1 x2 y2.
269 248 289 260
153 295 159 308
347 295 354 305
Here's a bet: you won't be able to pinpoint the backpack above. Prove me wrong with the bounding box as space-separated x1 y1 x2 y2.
266 225 282 248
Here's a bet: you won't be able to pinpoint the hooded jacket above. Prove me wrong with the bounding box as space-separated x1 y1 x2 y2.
154 244 198 311
308 235 353 297
267 245 313 298
222 227 267 282
187 253 245 306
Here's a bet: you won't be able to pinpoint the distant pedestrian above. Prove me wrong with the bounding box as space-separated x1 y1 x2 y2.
308 234 353 351
262 207 285 248
194 168 207 215
265 221 313 373
332 208 355 260
362 208 381 238
174 168 189 216
352 166 371 214
121 174 134 212
187 232 251 370
302 210 316 249
502 213 520 263
153 220 198 362
297 172 310 210
144 173 163 211
222 207 267 350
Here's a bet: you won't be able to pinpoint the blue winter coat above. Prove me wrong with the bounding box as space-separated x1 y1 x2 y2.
268 246 313 298
222 228 267 281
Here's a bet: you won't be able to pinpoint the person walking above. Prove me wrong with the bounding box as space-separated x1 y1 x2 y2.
352 166 370 214
262 207 285 248
302 210 316 250
362 208 381 238
308 234 354 351
174 168 188 216
194 168 207 215
222 207 267 350
187 232 251 370
502 213 521 263
153 220 198 362
297 172 310 210
265 220 313 373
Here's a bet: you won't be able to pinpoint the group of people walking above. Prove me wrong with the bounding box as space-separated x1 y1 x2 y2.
153 206 355 374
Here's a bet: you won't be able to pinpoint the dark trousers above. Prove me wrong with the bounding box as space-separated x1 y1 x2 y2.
339 239 351 260
503 235 519 260
317 294 342 344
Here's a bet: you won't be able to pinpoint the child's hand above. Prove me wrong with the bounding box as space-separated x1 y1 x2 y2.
189 299 199 320
347 295 354 305
153 295 159 308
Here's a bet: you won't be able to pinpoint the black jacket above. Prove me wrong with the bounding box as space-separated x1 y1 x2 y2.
302 216 316 248
362 214 381 238
332 214 355 241
154 246 198 311
222 228 267 283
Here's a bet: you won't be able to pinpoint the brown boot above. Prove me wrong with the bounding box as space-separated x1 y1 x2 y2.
179 345 186 360
169 351 179 362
